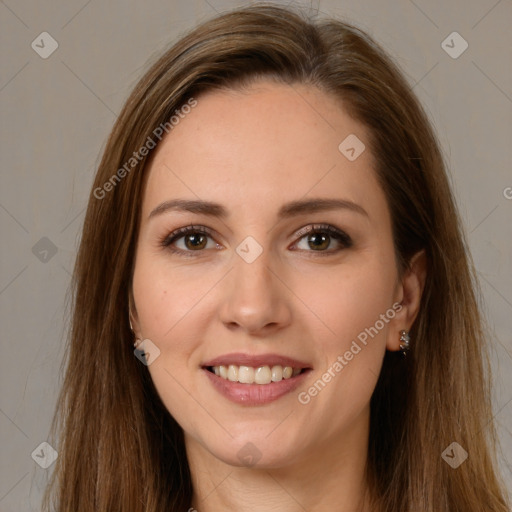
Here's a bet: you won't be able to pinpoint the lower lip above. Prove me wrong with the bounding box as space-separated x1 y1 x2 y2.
203 369 310 405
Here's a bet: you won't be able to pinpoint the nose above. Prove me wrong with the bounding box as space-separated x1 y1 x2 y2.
218 250 292 336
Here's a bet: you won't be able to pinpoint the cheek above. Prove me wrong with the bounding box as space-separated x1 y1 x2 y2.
292 251 396 415
132 252 215 341
293 252 397 351
132 256 208 433
131 251 224 401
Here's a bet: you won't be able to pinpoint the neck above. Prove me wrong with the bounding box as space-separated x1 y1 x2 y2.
185 409 378 512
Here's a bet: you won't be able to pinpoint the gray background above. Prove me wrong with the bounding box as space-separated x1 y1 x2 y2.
1 0 510 509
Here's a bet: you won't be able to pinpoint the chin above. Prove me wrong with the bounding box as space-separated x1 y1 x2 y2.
199 432 306 469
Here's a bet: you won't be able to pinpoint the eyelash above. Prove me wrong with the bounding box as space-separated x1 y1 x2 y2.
160 223 353 258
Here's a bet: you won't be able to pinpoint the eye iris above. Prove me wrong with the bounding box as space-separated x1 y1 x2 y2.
185 233 207 250
308 232 329 250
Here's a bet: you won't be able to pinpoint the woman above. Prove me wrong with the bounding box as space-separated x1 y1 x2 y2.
43 3 510 511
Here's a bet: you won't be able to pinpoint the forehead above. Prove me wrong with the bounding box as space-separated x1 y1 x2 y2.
141 80 387 225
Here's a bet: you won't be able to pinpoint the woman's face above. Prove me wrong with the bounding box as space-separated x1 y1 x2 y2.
131 80 409 468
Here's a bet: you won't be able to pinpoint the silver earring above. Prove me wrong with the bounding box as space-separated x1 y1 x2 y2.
399 330 410 356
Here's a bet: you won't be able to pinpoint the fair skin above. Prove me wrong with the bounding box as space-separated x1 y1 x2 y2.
130 80 426 511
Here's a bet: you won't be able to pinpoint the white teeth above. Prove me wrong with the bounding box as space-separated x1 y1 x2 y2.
255 365 272 384
238 366 254 384
271 365 283 382
227 365 238 382
211 364 302 384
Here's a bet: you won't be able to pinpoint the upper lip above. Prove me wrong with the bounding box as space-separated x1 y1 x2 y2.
202 352 312 369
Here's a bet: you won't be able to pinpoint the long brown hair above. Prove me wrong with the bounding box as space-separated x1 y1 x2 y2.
42 3 510 510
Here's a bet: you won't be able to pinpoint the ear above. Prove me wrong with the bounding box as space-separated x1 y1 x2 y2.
386 249 427 351
128 290 143 342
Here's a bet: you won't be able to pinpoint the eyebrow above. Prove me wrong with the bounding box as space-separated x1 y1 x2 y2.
149 197 368 220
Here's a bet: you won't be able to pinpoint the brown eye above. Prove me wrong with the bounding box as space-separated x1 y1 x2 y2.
293 224 353 254
306 232 330 250
182 233 208 250
161 225 219 256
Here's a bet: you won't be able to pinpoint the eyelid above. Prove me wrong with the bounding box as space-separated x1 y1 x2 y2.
161 225 214 246
290 223 353 252
160 223 352 256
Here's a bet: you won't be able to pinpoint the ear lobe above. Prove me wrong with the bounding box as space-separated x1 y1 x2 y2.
386 249 427 351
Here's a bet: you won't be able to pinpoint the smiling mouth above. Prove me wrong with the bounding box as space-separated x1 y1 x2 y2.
205 364 308 385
